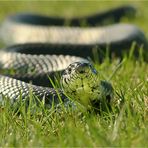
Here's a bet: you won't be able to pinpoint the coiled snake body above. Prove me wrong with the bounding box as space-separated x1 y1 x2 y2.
0 5 147 110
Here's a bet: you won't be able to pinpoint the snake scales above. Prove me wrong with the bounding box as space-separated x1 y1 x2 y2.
0 5 147 110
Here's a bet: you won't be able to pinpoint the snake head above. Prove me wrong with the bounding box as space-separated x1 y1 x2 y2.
61 61 114 111
61 60 97 76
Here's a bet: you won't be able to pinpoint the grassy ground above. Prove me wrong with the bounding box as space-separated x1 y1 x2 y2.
0 1 148 147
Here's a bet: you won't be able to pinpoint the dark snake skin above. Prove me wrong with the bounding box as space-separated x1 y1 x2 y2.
0 5 147 108
3 5 136 26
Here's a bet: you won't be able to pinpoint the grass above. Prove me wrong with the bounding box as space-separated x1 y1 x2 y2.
0 1 148 147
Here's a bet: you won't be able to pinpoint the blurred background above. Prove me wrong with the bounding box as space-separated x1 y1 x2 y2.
0 1 147 34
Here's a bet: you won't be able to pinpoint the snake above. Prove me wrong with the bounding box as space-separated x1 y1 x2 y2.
0 5 147 111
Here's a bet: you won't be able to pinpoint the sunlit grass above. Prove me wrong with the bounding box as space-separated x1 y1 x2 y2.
0 49 147 147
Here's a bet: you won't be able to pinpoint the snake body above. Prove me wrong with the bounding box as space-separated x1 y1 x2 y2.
1 5 136 27
1 6 147 59
0 5 147 110
0 47 85 86
0 75 67 107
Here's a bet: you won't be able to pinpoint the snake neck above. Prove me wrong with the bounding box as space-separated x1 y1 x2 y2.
62 74 101 108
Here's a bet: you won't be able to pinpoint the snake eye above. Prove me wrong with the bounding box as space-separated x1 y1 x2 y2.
67 67 72 74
